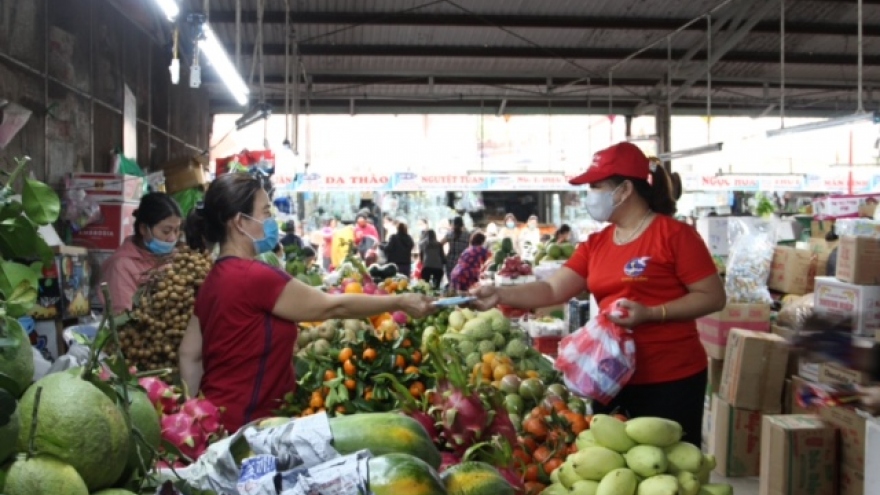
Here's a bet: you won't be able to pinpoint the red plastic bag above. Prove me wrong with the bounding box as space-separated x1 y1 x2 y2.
554 299 637 405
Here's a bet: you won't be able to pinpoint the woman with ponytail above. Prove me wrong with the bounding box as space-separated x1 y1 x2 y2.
470 142 725 447
177 173 436 432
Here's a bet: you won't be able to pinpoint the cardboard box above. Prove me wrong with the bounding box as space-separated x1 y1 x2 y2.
697 217 730 256
71 202 138 251
858 202 877 219
696 304 772 360
864 419 880 494
708 357 724 395
836 235 880 285
814 276 880 337
162 156 208 193
813 193 880 220
840 463 864 495
819 406 869 471
759 415 838 495
812 218 836 238
790 376 821 415
817 361 873 386
709 395 763 477
720 328 789 412
768 246 827 295
69 173 144 202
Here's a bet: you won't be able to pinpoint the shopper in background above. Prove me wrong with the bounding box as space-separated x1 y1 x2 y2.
519 214 541 257
321 217 337 270
470 141 725 447
442 216 470 287
331 222 355 269
280 220 304 249
497 213 521 254
101 192 182 314
384 222 415 277
419 229 446 289
179 173 436 432
552 224 572 244
449 232 492 293
382 215 396 242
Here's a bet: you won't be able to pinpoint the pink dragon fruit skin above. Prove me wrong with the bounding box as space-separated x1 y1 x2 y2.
161 412 207 460
140 377 181 414
181 397 224 434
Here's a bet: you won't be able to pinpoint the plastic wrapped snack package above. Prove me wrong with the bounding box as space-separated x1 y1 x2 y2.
777 293 815 330
155 413 339 494
834 218 880 238
725 218 776 304
554 299 636 404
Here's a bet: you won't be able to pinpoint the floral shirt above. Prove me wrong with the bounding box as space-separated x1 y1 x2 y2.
450 246 491 291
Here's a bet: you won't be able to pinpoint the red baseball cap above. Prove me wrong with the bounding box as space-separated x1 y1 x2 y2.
569 142 650 186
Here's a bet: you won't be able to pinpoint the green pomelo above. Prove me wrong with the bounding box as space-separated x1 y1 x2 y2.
4 455 89 495
17 371 130 491
117 388 162 484
0 390 19 464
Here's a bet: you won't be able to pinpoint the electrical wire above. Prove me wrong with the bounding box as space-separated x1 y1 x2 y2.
299 0 447 44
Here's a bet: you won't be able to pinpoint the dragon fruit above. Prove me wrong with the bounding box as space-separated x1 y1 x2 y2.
391 311 409 325
485 404 518 447
161 412 207 460
498 466 526 493
181 397 224 434
140 377 181 414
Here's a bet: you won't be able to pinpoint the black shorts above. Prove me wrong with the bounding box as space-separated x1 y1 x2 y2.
592 369 707 447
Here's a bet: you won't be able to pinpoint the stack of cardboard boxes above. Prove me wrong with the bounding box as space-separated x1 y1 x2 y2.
705 329 789 479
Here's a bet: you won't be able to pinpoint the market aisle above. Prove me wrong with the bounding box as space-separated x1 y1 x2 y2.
711 474 759 494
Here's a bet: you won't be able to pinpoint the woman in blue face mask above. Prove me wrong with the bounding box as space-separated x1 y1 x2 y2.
178 173 438 433
100 192 183 315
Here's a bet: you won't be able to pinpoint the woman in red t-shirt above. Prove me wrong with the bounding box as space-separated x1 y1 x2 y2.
179 173 436 433
471 142 725 446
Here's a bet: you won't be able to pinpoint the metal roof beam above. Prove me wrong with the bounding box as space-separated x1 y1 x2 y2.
231 43 880 65
205 11 880 36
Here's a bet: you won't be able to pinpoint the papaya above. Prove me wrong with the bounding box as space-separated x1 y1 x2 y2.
440 461 514 495
623 445 667 478
569 446 625 481
636 475 678 495
330 413 442 469
368 453 446 495
664 442 703 474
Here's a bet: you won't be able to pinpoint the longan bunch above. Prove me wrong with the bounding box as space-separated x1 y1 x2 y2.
118 246 213 374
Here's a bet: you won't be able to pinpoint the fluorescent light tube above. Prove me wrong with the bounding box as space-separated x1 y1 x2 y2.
766 112 880 138
657 142 723 161
154 0 179 21
201 25 250 106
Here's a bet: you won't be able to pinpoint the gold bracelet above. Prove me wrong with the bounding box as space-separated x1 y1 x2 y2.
661 305 667 322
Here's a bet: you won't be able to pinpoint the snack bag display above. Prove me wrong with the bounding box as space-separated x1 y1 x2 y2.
725 219 776 304
554 299 636 404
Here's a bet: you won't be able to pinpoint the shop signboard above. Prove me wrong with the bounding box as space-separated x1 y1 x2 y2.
389 173 491 191
682 171 880 193
482 174 578 191
293 173 392 192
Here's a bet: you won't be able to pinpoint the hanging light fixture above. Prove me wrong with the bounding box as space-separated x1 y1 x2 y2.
657 142 724 162
200 24 250 106
154 0 179 21
766 112 880 138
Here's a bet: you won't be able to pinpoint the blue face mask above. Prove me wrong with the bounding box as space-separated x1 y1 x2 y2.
242 214 280 255
145 236 176 255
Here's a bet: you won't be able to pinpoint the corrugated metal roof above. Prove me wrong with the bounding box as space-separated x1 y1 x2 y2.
193 0 880 115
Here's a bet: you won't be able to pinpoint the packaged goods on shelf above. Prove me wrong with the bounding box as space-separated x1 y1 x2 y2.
759 415 838 495
68 173 144 203
71 202 138 250
725 219 775 304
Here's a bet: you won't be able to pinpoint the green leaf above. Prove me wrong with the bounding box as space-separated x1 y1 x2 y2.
32 235 54 265
0 262 40 318
0 372 22 398
21 178 60 225
8 281 37 309
0 201 23 222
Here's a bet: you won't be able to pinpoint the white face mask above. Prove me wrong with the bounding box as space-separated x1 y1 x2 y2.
585 185 622 222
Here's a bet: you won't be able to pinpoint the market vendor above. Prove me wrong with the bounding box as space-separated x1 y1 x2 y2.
100 192 182 314
179 173 436 432
470 141 725 447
